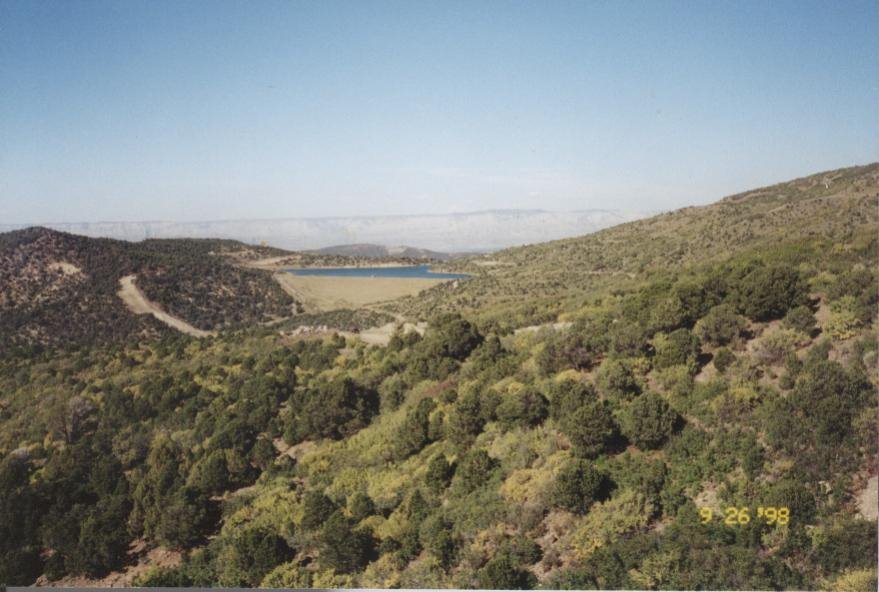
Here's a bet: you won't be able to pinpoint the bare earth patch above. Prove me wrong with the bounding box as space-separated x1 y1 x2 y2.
274 273 445 312
117 274 213 338
514 321 573 335
341 321 426 346
273 437 318 461
47 261 82 275
856 475 878 521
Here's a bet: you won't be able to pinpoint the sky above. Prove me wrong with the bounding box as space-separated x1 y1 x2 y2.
1 0 876 224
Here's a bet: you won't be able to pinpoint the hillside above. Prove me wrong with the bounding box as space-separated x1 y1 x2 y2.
392 164 879 328
0 228 299 349
0 165 876 590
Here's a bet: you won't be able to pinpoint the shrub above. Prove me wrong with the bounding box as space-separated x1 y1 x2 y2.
0 457 43 584
406 315 484 380
190 449 230 496
649 295 688 334
260 561 313 588
694 304 746 346
153 486 215 548
499 535 543 565
765 479 816 523
561 400 619 459
419 514 457 568
828 569 878 592
446 390 485 446
388 327 422 352
479 389 502 423
790 360 871 447
813 519 877 573
454 449 496 493
608 453 666 513
465 335 516 380
425 455 455 492
251 438 276 472
428 410 446 441
767 359 872 478
753 328 800 365
286 377 379 442
608 320 649 357
378 374 408 412
495 387 549 430
620 393 680 450
595 358 641 401
318 511 375 573
824 296 863 340
653 329 701 371
424 313 484 361
71 496 132 578
348 491 376 522
401 488 430 524
226 527 295 586
547 379 597 421
477 553 537 589
713 348 735 373
551 459 609 514
301 490 337 531
393 398 437 460
782 305 816 335
733 265 806 321
537 331 599 374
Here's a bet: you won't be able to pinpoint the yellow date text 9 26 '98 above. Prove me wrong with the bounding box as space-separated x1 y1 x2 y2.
698 506 790 526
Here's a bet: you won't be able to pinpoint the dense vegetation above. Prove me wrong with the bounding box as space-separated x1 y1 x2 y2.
0 165 876 589
0 228 298 349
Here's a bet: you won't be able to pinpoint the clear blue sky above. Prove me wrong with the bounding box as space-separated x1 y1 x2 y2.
1 0 876 223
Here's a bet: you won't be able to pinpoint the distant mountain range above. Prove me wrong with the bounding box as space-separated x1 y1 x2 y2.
308 243 476 260
0 209 646 252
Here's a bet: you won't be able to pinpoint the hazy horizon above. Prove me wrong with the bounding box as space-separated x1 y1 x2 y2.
3 160 874 228
0 208 653 252
2 0 877 225
7 205 649 227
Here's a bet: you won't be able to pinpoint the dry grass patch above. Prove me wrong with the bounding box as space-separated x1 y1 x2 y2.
275 273 446 311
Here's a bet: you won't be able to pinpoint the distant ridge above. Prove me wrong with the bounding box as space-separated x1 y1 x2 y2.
391 163 879 324
0 209 645 252
309 243 476 261
0 227 297 347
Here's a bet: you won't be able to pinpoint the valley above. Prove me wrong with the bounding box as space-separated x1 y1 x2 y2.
5 2 875 589
0 164 876 590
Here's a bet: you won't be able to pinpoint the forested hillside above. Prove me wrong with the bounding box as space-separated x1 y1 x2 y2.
0 165 876 589
0 228 298 350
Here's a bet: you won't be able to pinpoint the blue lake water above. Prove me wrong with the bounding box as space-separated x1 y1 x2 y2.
287 264 469 280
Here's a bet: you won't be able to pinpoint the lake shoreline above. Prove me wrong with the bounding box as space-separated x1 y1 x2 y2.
286 264 469 280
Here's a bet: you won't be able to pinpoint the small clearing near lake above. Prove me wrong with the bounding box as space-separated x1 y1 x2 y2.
274 273 446 311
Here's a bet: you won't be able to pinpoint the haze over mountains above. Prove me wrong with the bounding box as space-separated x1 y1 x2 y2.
309 244 473 260
0 209 645 253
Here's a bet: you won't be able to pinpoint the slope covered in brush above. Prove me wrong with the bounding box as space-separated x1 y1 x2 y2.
392 164 878 328
0 165 875 589
0 228 298 349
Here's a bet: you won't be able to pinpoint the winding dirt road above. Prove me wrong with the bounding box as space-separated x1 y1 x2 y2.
117 275 213 338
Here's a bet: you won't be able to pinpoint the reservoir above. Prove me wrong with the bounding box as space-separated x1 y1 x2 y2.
287 264 469 280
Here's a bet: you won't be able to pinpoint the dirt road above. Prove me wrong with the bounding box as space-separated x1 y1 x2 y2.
117 275 213 338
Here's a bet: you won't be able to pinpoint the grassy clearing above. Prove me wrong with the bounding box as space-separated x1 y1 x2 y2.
275 273 449 311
